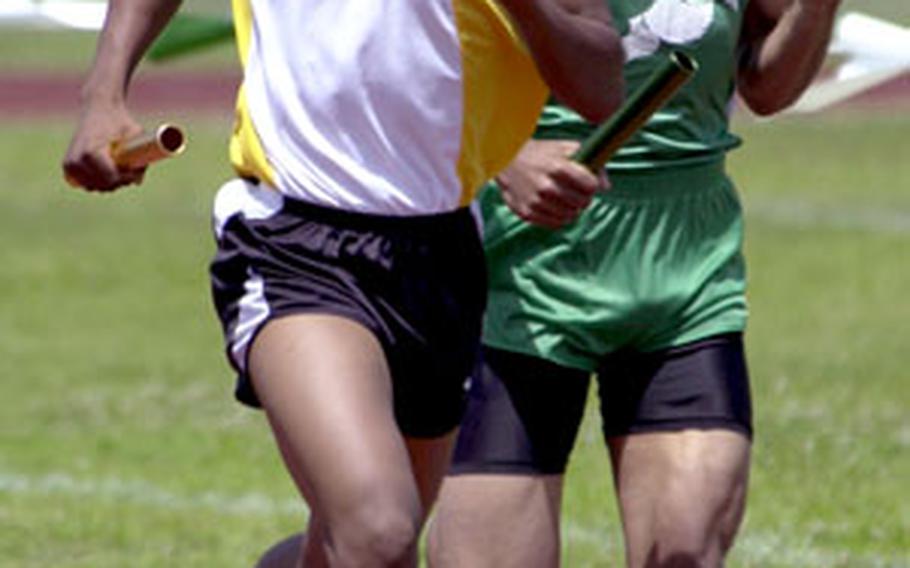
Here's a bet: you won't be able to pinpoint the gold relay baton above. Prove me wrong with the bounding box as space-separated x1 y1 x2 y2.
65 123 187 187
573 50 698 171
111 123 186 168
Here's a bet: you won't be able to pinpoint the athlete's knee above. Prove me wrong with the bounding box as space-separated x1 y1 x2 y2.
640 521 736 568
329 499 422 566
644 549 708 568
643 538 724 568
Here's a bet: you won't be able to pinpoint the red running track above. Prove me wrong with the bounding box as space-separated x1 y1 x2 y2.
0 70 907 117
0 71 240 117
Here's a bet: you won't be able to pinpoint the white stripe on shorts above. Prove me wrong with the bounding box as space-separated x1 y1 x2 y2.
211 177 284 371
230 268 270 372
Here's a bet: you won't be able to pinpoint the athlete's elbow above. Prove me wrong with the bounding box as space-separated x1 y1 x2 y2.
555 75 625 124
737 72 809 117
584 83 624 123
739 88 794 117
564 40 626 123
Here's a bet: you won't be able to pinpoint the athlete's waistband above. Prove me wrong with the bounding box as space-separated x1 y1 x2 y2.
603 159 730 197
239 177 477 234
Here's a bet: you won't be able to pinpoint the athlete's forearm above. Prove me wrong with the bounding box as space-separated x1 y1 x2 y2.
80 0 183 106
63 0 181 192
501 0 625 123
737 0 841 115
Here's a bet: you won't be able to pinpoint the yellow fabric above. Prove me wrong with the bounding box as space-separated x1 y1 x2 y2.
227 0 548 203
453 0 549 205
228 0 275 186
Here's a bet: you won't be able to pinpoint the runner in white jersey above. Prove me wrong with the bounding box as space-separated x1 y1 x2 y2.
229 0 555 215
62 1 624 566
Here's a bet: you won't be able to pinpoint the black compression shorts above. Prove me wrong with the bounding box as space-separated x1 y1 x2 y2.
450 333 752 475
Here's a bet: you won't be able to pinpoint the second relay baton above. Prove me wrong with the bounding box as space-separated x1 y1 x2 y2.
573 50 698 171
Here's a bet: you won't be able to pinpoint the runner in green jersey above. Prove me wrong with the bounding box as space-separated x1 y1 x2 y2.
429 0 842 566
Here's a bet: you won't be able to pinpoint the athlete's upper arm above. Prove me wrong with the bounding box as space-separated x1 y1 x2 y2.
737 0 840 115
499 0 615 29
737 0 788 78
497 0 625 122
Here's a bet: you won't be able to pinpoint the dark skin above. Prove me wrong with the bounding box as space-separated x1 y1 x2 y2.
738 0 841 115
502 0 625 122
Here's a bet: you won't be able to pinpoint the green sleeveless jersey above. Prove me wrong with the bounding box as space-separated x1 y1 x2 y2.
536 0 747 171
479 0 752 364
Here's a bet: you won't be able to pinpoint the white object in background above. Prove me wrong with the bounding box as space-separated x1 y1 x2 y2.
0 0 106 31
788 11 910 113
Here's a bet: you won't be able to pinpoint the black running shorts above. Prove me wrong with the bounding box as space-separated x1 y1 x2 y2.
209 179 487 437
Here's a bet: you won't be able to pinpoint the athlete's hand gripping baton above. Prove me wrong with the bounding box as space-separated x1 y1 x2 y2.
573 50 698 171
65 123 187 188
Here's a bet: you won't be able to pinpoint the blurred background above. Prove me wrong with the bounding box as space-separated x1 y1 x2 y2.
1 1 907 566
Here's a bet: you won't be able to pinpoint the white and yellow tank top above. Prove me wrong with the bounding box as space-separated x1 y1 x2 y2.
229 0 548 215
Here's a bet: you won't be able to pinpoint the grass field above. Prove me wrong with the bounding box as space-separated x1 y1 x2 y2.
2 111 908 567
1 3 909 566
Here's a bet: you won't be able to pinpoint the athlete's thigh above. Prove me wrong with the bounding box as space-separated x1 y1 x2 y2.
405 433 458 514
249 313 420 523
431 473 564 568
430 347 590 567
598 334 752 560
609 430 750 563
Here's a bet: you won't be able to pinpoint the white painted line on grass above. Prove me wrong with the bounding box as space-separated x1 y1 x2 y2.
746 198 910 234
562 518 904 568
1 469 904 567
0 469 302 517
